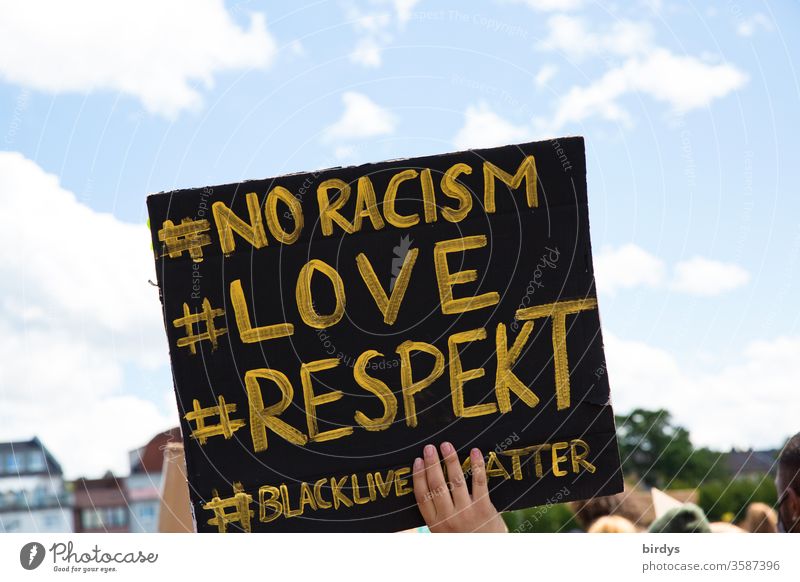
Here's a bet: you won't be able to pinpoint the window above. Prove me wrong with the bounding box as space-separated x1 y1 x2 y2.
109 507 128 527
3 453 17 473
31 486 47 507
82 509 102 530
85 509 102 530
82 507 128 530
27 452 45 472
138 504 156 520
42 514 60 528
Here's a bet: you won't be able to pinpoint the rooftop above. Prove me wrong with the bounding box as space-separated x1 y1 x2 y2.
724 449 780 477
73 474 127 509
0 437 63 477
129 427 181 474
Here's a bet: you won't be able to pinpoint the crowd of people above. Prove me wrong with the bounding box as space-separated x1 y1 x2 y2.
573 498 778 534
410 432 800 533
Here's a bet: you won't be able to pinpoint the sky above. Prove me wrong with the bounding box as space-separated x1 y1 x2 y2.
0 0 798 478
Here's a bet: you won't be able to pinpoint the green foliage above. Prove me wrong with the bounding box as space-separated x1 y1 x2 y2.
502 503 578 533
504 408 777 532
698 476 777 523
615 408 727 488
616 407 778 524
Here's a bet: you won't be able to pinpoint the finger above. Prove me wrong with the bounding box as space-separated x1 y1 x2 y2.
470 447 490 504
412 456 436 524
440 442 470 509
423 443 453 516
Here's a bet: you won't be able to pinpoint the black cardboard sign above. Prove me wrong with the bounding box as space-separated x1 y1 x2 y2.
147 136 623 532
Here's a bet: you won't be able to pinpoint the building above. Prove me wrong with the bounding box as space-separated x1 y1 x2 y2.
72 473 129 533
724 449 779 479
0 437 73 532
125 428 181 532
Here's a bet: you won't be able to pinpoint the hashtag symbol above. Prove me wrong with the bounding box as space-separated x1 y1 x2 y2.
158 218 212 262
173 298 227 354
184 396 246 445
203 482 254 533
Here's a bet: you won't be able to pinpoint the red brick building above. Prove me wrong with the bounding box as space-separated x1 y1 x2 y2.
72 473 128 533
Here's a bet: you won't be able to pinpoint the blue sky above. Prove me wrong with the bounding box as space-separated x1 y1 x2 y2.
0 0 798 477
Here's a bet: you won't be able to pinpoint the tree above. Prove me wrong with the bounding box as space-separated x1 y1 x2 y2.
698 476 777 522
502 503 578 533
615 408 725 489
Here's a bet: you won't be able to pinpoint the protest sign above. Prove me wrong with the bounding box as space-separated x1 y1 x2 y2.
147 136 623 532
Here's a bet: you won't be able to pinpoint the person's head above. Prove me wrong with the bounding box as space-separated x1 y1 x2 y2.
647 503 710 533
776 432 800 533
740 502 778 534
571 492 633 530
588 515 637 533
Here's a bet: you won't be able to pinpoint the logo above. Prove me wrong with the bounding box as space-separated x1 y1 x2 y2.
20 542 46 570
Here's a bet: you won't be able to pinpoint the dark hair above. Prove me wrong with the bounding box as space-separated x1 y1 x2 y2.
778 432 800 492
571 493 633 529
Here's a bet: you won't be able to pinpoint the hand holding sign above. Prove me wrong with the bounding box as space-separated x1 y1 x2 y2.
147 137 623 532
413 444 507 533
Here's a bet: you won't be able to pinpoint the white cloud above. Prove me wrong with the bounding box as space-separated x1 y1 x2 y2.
594 244 749 297
606 333 800 450
594 244 666 295
350 37 383 68
322 92 397 142
736 13 773 37
346 0 419 67
352 8 393 33
671 257 750 296
540 49 748 133
537 15 652 61
535 64 558 88
0 0 278 117
0 152 176 477
394 0 421 25
347 5 393 67
334 145 357 161
452 102 532 150
536 16 748 133
627 50 748 111
508 0 584 11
